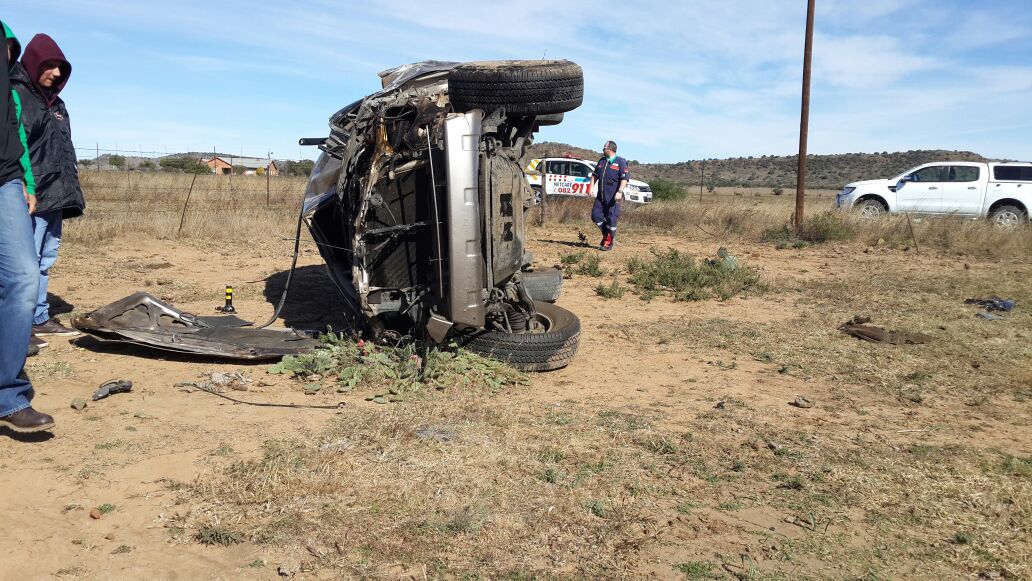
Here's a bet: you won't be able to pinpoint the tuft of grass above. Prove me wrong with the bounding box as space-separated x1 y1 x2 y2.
195 525 244 546
626 247 762 301
574 254 604 277
594 280 626 299
97 503 116 515
953 531 973 545
272 333 527 399
560 251 585 265
674 561 717 579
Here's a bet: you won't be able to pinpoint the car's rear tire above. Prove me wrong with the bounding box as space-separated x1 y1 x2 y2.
448 60 584 116
989 205 1026 229
460 302 580 372
521 268 564 302
854 199 887 220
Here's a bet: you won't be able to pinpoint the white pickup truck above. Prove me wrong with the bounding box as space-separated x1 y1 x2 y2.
835 161 1031 227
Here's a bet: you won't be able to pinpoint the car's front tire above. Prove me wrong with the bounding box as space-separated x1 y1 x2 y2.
460 302 580 372
854 199 887 220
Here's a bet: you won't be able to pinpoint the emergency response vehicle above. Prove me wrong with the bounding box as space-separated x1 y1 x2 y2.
525 156 653 204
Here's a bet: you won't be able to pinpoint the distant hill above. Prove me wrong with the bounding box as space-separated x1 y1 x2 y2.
524 142 995 189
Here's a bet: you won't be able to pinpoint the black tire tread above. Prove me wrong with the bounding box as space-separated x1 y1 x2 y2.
461 302 580 372
449 60 584 116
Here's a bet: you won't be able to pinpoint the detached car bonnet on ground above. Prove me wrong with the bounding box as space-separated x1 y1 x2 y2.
301 60 585 371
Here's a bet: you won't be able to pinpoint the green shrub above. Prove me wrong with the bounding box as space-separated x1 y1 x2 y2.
594 280 626 299
575 254 604 277
626 247 762 302
649 179 690 201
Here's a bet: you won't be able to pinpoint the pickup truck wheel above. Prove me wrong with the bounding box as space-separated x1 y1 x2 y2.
989 205 1026 229
854 199 886 220
460 302 580 372
521 268 564 302
448 60 584 116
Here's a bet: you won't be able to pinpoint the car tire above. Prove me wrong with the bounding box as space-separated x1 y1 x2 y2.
521 268 564 302
988 205 1026 229
854 199 886 220
460 302 580 372
448 60 584 116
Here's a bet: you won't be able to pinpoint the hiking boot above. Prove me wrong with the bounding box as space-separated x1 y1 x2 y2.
0 407 55 433
27 344 39 357
33 318 80 336
599 233 614 251
31 335 48 349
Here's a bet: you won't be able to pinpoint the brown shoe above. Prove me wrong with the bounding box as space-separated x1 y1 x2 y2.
30 335 48 349
27 344 39 357
0 407 56 433
33 318 80 336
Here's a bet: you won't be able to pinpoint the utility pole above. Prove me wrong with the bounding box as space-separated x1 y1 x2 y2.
699 160 705 204
795 0 816 232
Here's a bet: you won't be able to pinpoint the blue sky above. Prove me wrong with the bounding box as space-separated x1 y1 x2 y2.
8 0 1032 163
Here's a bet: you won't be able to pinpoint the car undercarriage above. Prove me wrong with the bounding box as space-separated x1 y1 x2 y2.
302 60 584 371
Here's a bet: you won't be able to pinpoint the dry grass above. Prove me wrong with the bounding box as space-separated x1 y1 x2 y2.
177 250 1032 579
67 171 307 244
68 173 1031 258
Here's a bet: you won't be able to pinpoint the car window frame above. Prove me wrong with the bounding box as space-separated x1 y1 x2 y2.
909 165 948 183
948 165 980 183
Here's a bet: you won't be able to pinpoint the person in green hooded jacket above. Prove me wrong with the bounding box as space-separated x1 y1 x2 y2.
3 21 34 214
0 17 55 434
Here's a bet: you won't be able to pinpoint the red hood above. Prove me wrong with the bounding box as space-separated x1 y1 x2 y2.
21 33 71 104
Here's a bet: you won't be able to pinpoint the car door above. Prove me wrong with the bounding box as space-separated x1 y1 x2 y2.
543 160 568 196
566 160 594 197
896 165 947 213
940 165 983 216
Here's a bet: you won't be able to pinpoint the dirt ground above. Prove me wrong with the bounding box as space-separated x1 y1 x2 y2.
1 224 1029 580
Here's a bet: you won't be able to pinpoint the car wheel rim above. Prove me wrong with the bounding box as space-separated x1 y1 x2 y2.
525 312 554 334
994 212 1019 229
859 204 881 219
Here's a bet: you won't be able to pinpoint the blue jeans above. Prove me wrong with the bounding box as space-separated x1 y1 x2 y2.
0 179 38 416
32 210 62 324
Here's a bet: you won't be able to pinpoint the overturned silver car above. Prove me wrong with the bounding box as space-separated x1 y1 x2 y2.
302 60 583 371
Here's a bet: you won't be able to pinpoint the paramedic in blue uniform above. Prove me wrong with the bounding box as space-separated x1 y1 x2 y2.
589 140 628 251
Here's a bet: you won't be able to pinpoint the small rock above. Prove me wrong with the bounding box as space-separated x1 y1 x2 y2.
318 438 353 454
89 508 102 520
766 441 780 451
71 398 88 411
104 533 115 541
714 400 726 409
791 396 814 409
277 559 301 577
876 238 885 246
372 396 388 405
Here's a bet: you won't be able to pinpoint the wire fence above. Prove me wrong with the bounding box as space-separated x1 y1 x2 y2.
73 144 314 176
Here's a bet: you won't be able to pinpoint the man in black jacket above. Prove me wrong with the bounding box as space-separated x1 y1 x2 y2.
12 33 84 336
0 18 55 434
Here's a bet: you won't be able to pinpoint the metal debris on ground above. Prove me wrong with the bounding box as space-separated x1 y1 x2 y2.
92 379 133 401
176 371 252 393
838 316 931 345
976 312 1003 321
72 292 319 360
964 297 1016 312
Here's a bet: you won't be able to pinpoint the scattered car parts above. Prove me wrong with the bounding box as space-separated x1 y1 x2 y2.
72 292 320 360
